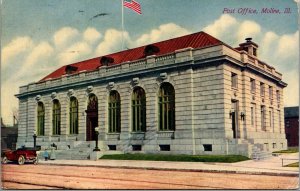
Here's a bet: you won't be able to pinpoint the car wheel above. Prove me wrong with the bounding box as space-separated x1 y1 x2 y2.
2 156 8 164
18 155 25 165
33 157 38 165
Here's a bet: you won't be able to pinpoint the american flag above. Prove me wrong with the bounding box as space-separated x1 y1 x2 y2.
123 0 142 15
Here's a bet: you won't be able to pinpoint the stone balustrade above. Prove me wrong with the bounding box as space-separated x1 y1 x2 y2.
18 45 282 94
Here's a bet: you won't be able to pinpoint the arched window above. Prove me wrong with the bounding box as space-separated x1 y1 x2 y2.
132 87 146 132
108 91 121 133
70 97 78 134
87 94 98 111
37 102 45 136
158 83 175 131
52 100 61 135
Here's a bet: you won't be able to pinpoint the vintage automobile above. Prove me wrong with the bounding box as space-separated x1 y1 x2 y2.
2 147 38 165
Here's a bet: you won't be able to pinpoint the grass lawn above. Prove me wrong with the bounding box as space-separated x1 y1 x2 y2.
100 154 249 163
273 148 299 153
284 162 299 167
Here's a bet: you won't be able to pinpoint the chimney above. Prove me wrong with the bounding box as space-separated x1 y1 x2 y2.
239 38 258 57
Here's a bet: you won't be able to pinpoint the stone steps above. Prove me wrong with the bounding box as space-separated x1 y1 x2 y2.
251 146 272 160
38 141 125 160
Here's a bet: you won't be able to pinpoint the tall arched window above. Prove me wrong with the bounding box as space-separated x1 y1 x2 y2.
132 87 146 132
37 102 45 136
52 100 61 135
159 83 175 131
70 97 78 134
108 91 121 133
87 94 98 111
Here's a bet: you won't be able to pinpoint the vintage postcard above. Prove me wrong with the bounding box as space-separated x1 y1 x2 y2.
1 0 299 189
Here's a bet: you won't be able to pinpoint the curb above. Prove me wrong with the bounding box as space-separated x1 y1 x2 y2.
38 162 299 177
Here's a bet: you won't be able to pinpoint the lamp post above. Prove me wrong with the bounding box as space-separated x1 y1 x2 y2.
93 127 100 151
33 130 37 149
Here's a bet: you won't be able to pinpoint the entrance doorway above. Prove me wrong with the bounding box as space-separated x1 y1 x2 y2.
86 94 98 141
231 100 238 138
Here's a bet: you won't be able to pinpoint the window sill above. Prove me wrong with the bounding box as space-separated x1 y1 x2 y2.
106 133 120 140
107 132 120 135
131 132 145 134
130 132 145 140
36 135 46 138
158 130 175 133
157 131 175 139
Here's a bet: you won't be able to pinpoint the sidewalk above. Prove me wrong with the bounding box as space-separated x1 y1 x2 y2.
38 153 299 177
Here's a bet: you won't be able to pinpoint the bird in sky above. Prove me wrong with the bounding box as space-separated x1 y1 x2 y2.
89 13 110 20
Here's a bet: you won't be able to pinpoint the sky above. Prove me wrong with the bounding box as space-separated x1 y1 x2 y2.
1 0 299 125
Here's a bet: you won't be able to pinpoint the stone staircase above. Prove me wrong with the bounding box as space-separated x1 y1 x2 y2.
251 144 272 160
38 141 124 160
38 142 92 160
61 142 92 160
236 139 272 160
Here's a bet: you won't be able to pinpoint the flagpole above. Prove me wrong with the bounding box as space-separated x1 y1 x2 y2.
121 0 124 50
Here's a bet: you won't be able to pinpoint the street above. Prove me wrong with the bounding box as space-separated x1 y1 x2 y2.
2 164 298 189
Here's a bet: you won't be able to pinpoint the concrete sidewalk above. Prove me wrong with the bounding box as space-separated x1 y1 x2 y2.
38 153 299 177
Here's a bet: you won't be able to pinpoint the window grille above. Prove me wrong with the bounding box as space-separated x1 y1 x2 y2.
158 83 175 131
132 87 146 132
70 97 78 134
52 100 61 135
37 102 45 136
108 91 121 133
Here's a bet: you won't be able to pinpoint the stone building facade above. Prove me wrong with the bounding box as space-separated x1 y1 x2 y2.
16 32 287 157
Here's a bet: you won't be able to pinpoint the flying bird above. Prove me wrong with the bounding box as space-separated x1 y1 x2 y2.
78 10 84 13
89 13 110 20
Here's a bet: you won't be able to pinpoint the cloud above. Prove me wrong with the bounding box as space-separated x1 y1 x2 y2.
2 36 34 69
135 23 190 46
94 29 130 56
203 14 238 40
1 80 21 125
237 20 261 43
259 30 299 73
83 27 102 44
260 31 279 57
1 41 55 124
53 27 79 48
58 42 92 65
283 70 299 106
23 42 54 70
262 31 279 47
277 31 299 59
94 23 189 56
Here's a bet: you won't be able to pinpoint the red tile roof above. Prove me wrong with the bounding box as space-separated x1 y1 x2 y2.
40 31 223 82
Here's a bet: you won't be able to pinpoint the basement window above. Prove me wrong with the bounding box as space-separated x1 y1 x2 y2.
108 145 117 151
203 144 212 151
132 145 142 151
159 145 170 151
